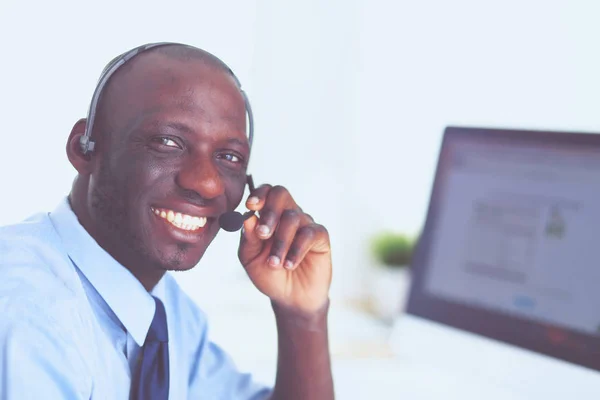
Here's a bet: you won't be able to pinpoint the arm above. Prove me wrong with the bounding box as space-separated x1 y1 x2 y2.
270 300 333 400
238 184 335 400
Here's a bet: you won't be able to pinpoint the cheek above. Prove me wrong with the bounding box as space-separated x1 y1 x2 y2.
137 162 170 187
115 153 171 201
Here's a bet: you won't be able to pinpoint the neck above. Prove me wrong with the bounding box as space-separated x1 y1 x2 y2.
125 264 166 292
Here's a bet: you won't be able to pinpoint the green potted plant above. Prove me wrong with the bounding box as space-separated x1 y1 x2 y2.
371 232 414 269
368 232 415 322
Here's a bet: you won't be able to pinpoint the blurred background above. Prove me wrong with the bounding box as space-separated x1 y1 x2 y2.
1 0 600 396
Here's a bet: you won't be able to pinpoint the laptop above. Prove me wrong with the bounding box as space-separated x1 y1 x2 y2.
384 126 600 399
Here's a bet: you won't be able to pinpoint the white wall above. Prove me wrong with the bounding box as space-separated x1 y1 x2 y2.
1 0 600 302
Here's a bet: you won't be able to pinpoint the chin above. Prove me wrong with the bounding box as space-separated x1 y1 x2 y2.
149 228 221 273
140 204 221 272
159 244 208 272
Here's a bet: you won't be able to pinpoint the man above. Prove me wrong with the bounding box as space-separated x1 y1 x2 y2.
0 43 334 399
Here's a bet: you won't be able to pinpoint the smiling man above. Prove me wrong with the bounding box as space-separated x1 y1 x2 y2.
0 43 334 399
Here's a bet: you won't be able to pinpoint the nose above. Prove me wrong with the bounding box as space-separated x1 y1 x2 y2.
176 154 225 200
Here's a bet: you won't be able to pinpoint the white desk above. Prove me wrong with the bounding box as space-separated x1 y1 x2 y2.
250 356 539 400
206 302 535 399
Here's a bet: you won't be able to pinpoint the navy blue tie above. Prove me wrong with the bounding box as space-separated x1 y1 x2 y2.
131 296 170 400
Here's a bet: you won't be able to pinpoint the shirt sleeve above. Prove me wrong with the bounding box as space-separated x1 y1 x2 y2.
0 304 90 400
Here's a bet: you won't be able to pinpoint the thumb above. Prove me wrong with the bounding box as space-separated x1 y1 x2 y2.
238 214 266 264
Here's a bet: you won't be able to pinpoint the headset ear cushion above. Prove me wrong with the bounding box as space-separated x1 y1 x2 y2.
79 136 95 155
79 136 86 154
79 136 88 154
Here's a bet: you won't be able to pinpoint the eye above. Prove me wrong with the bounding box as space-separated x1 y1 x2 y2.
217 152 244 165
158 137 181 148
150 136 182 150
223 153 240 163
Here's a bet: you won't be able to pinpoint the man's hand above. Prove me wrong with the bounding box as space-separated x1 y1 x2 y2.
238 184 335 400
238 184 332 315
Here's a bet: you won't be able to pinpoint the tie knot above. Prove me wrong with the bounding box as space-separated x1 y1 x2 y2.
147 296 169 343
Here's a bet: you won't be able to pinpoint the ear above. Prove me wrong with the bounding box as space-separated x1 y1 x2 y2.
66 118 94 175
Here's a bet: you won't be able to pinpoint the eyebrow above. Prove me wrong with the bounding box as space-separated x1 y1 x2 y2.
161 121 193 135
225 138 249 147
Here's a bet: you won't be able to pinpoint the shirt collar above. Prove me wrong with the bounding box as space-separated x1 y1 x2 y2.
49 197 156 346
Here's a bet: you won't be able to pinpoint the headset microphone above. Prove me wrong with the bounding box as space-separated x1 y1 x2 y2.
79 42 257 233
218 175 256 232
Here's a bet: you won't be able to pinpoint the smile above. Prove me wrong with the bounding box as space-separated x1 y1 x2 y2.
151 207 207 231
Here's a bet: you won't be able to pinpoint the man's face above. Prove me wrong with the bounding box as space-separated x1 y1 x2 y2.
87 53 249 273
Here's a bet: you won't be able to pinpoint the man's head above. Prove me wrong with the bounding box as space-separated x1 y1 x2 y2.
66 43 250 288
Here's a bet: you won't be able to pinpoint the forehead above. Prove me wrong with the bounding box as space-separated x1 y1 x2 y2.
100 52 248 143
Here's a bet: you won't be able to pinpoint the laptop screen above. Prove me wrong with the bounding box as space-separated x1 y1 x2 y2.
407 126 600 371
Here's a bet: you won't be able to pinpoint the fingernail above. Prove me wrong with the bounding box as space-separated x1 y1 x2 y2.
257 225 270 237
247 196 260 205
284 260 294 269
268 255 280 267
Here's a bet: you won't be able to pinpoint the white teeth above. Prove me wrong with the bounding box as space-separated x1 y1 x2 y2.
152 208 207 231
192 216 204 227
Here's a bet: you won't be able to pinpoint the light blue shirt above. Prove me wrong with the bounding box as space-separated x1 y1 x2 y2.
0 198 272 399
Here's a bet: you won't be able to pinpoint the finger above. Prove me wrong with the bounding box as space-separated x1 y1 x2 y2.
302 213 314 223
238 214 267 265
245 184 272 211
255 185 296 240
284 223 331 270
268 209 302 269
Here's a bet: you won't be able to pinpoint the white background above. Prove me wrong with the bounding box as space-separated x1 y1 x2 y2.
2 0 600 390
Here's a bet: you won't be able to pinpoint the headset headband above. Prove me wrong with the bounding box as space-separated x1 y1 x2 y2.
79 42 254 160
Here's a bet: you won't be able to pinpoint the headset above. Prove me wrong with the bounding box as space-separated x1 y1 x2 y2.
79 42 256 232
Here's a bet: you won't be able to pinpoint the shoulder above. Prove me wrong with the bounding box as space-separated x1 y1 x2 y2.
0 212 84 346
0 234 90 396
0 211 67 271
